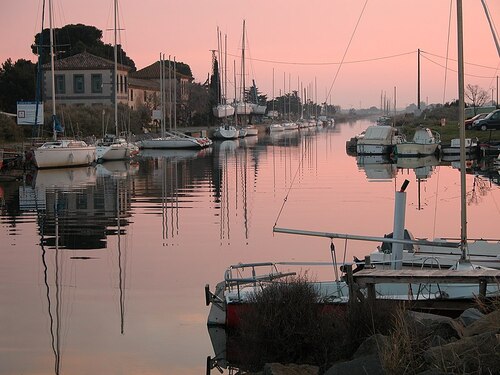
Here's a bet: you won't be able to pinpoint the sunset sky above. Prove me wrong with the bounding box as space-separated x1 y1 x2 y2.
1 0 499 109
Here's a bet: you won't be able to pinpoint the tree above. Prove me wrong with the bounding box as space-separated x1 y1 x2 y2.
0 58 37 113
465 84 489 114
32 24 136 70
186 82 211 126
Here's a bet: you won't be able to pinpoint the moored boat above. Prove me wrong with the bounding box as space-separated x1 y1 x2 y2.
356 125 405 155
394 126 441 157
34 140 96 169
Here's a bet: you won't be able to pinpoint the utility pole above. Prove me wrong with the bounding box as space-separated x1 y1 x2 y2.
417 49 421 110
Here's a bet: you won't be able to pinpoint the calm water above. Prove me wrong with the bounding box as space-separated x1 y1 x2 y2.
1 120 499 374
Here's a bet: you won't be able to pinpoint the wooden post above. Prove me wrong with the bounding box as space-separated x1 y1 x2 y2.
346 264 355 306
479 279 487 300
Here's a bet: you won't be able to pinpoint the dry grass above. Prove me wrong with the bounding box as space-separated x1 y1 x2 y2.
235 275 397 373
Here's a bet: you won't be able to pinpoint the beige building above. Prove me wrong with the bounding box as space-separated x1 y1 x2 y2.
43 51 131 106
129 61 192 108
43 52 193 114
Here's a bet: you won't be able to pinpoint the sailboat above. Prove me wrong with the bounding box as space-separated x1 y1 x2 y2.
232 20 253 117
95 0 137 162
212 34 239 140
205 0 500 328
212 30 235 119
34 0 96 169
139 55 212 149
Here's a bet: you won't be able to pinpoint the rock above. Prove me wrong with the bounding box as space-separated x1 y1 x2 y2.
324 354 385 375
262 363 319 375
424 331 500 373
456 307 484 327
405 310 463 342
463 308 500 337
415 370 448 375
352 333 389 359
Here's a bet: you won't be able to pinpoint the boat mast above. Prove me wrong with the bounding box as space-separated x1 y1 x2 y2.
48 0 56 141
241 20 246 103
457 0 468 260
114 0 118 137
173 57 177 131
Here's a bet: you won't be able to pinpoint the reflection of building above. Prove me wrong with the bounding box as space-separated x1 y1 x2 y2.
18 167 132 249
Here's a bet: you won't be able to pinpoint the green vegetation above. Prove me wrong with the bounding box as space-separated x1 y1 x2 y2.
393 102 500 144
32 24 136 71
0 59 37 114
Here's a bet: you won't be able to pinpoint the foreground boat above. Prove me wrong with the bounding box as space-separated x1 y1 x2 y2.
206 0 500 330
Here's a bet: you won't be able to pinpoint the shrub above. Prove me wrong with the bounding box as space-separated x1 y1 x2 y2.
235 275 397 373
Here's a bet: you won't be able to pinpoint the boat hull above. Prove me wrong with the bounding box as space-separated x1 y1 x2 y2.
395 143 440 157
356 143 393 155
139 137 204 149
234 102 253 115
213 105 235 118
34 146 96 169
213 126 239 140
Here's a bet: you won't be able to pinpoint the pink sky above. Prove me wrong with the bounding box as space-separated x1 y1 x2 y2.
1 0 499 109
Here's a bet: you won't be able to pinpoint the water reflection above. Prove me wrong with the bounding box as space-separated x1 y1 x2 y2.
1 121 498 375
356 154 397 180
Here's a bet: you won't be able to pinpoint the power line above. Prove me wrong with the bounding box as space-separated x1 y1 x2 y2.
224 50 415 66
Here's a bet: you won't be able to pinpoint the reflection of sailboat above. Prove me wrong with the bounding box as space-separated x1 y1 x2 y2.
39 190 65 375
139 148 207 160
33 167 97 189
96 160 138 178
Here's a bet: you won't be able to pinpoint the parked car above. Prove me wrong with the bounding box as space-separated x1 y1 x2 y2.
472 109 500 130
465 113 488 129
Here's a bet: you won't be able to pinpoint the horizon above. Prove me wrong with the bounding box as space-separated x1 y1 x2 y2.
1 0 499 109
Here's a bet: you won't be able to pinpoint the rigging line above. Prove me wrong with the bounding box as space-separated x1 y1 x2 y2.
326 0 369 103
421 54 497 79
273 137 307 228
224 50 414 66
443 0 453 104
421 50 499 71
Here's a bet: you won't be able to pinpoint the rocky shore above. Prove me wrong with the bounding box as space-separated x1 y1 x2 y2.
249 307 500 375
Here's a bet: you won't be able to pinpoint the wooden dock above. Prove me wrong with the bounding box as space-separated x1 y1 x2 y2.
343 264 500 315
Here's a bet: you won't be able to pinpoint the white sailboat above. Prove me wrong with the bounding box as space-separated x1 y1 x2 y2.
139 56 212 149
34 0 96 169
232 20 253 116
95 0 137 162
212 31 235 119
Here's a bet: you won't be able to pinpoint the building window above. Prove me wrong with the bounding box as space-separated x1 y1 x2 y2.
124 76 127 93
91 74 102 93
55 74 65 94
143 90 147 102
73 74 85 94
120 75 123 93
130 89 134 101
